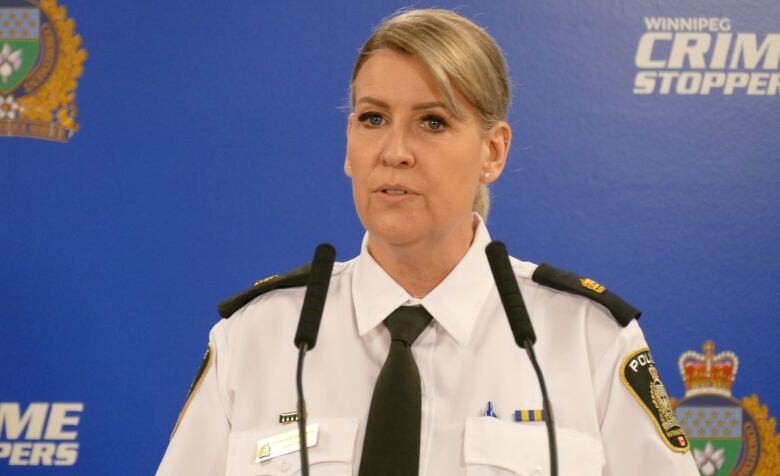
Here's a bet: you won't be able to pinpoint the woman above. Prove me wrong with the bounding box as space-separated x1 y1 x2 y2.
159 9 699 475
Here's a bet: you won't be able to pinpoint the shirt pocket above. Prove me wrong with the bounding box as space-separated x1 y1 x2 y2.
464 417 605 476
225 417 358 476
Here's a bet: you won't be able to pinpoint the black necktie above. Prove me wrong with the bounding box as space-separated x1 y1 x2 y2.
358 305 433 476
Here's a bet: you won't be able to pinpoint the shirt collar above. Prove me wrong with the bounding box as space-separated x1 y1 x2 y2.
352 215 494 346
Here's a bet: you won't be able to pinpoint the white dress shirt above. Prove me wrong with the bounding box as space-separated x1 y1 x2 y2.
158 218 699 475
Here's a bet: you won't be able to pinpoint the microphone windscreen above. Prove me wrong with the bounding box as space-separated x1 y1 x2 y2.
294 243 336 350
485 241 537 346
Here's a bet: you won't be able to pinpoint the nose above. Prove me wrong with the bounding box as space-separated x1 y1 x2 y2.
380 124 415 168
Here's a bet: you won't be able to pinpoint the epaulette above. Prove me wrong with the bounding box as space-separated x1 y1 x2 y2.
531 262 641 327
217 263 311 318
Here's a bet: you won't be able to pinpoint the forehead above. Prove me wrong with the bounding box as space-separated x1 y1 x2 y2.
352 49 478 123
353 49 446 106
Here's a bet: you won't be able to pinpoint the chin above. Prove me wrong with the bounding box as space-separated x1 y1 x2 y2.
366 216 426 248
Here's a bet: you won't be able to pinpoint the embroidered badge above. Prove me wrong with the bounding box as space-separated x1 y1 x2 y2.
170 345 213 438
621 348 690 452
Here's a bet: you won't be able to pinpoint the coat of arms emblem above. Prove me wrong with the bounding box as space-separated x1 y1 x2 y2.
0 0 86 142
674 341 780 475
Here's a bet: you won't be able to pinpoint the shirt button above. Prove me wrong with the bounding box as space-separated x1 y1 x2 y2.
530 467 543 476
278 460 291 472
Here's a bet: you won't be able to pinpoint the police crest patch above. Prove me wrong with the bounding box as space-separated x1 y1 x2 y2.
673 341 780 475
0 0 86 142
621 348 690 452
170 344 213 438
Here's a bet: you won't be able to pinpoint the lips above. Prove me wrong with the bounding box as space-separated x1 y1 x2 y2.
375 184 417 195
373 184 419 202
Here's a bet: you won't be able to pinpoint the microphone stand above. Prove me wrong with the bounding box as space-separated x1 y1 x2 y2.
296 344 310 476
522 339 557 476
486 241 558 476
293 243 336 476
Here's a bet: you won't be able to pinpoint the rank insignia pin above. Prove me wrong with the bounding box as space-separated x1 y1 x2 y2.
579 278 606 294
255 275 278 286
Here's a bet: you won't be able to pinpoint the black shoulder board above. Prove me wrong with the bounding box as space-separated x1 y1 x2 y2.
531 262 641 327
217 263 311 318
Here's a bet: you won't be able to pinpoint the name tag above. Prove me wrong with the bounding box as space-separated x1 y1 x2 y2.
255 424 319 463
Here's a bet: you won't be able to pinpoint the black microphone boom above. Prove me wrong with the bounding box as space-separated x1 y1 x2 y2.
485 240 558 476
293 243 336 476
485 241 536 346
294 243 336 350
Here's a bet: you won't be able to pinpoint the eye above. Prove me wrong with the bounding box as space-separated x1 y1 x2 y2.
422 115 447 131
357 112 385 127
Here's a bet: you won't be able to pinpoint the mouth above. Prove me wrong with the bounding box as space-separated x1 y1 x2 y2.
375 183 417 194
381 188 410 196
373 184 418 201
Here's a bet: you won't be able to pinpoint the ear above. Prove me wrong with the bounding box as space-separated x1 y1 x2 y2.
346 112 354 137
344 114 354 177
480 121 511 184
344 158 352 177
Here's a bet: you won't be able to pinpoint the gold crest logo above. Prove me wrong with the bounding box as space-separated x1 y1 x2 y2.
648 364 681 431
0 0 86 142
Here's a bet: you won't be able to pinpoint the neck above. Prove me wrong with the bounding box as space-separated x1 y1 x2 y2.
367 215 477 298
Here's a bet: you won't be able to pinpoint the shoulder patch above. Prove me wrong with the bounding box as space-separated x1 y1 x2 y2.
217 262 311 318
171 344 213 439
620 348 691 453
531 262 640 326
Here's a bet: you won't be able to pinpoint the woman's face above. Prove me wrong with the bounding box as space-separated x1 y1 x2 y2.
346 49 507 252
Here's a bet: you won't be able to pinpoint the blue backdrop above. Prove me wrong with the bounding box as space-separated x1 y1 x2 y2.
2 1 778 474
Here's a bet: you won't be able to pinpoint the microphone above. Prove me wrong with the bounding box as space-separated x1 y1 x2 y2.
485 241 558 476
294 243 337 350
485 241 536 346
293 243 336 476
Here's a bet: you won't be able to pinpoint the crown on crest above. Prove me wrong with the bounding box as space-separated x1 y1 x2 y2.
678 340 738 397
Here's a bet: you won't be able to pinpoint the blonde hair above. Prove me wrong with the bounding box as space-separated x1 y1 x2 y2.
350 9 511 220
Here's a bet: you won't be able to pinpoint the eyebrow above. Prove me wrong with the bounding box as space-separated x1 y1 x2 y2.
354 97 449 112
355 97 390 109
412 101 448 111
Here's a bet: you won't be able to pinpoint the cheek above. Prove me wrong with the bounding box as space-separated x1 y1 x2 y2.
346 156 365 187
345 142 370 202
346 134 372 172
443 150 484 187
437 152 484 209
